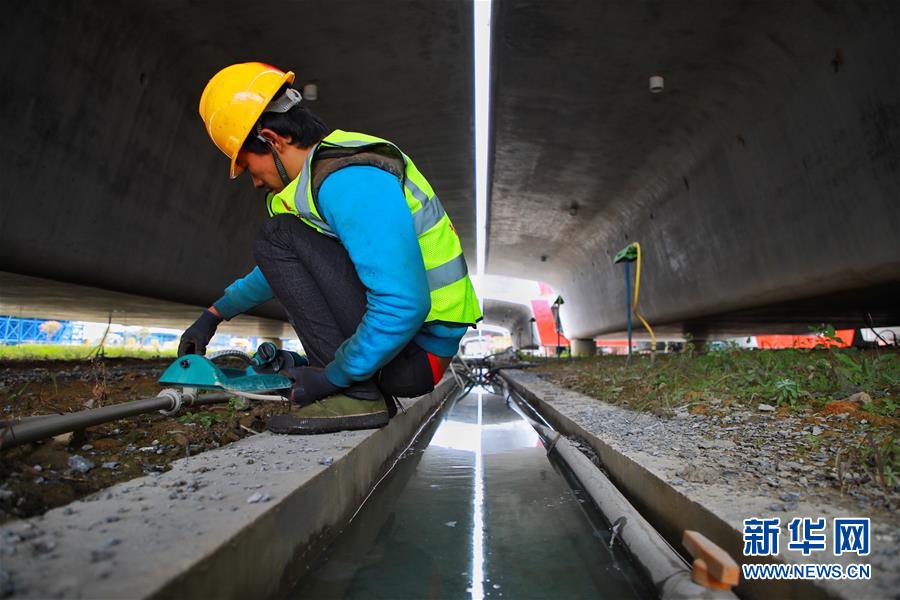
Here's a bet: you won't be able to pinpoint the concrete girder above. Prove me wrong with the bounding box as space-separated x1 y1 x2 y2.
0 271 292 338
488 0 900 338
482 299 534 349
0 0 475 321
0 0 898 340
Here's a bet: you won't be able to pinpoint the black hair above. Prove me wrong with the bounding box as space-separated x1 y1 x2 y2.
242 85 329 153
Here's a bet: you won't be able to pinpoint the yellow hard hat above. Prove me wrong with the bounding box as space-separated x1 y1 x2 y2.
198 62 295 178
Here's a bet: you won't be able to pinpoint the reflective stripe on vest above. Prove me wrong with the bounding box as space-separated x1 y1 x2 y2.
267 130 481 326
427 253 468 290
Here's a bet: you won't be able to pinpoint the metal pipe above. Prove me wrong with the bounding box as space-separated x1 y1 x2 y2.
503 386 735 600
537 421 734 599
625 260 633 365
0 392 231 451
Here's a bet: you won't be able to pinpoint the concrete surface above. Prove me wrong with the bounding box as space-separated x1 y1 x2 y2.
489 0 900 337
0 0 474 322
0 378 455 599
570 338 596 357
1 0 898 342
482 299 533 348
0 271 292 337
501 370 899 600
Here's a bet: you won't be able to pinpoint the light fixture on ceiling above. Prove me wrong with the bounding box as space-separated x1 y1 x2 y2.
649 75 664 93
474 0 492 276
302 82 318 101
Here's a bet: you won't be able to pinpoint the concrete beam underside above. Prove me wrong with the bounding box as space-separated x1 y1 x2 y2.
0 0 475 321
488 1 900 338
0 271 293 338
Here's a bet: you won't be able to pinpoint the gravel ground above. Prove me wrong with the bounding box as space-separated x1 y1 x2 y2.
525 353 898 513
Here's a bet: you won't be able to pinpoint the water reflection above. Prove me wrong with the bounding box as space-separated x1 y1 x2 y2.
290 389 654 599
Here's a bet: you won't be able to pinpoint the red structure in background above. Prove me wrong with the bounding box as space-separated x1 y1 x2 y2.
529 283 855 352
530 298 569 348
531 283 853 354
756 330 853 349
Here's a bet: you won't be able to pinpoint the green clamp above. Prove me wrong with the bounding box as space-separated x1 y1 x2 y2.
614 243 638 264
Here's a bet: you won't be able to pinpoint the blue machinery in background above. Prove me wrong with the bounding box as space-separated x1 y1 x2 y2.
0 315 84 345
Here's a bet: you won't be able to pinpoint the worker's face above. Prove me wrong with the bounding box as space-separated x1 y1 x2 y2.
234 150 285 193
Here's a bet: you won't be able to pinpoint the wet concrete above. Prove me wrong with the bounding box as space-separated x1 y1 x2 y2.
291 387 654 599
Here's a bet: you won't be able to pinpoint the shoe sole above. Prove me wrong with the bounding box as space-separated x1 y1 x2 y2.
267 412 390 435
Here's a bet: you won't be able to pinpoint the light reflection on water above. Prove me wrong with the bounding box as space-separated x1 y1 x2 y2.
289 390 655 599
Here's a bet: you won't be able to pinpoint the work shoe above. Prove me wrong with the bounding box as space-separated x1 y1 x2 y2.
267 394 389 435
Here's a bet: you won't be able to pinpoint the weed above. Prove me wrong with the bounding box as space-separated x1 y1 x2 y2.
810 323 842 347
772 378 803 408
90 359 109 407
804 433 822 451
8 382 30 402
177 411 223 428
226 396 250 419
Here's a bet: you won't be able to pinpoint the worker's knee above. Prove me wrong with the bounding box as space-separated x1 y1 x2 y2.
253 215 299 263
377 343 435 398
256 214 295 244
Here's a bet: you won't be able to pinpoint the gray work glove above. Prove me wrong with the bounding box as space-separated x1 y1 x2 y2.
283 366 342 407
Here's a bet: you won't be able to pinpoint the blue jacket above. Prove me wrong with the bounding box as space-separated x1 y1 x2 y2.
214 165 467 387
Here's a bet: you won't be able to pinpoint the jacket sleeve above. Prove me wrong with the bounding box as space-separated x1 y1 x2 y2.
317 165 431 387
212 265 274 320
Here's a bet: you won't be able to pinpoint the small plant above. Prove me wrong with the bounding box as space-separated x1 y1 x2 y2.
90 358 109 407
804 433 822 451
177 411 223 428
772 378 802 408
8 382 30 401
226 396 250 419
683 332 695 358
885 464 898 488
810 323 841 347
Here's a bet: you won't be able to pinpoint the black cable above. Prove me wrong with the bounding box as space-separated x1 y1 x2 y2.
865 312 894 347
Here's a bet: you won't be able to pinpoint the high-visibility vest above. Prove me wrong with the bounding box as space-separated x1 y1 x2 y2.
267 130 482 327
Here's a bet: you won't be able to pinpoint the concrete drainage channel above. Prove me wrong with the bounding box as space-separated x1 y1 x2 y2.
0 370 736 599
499 370 847 600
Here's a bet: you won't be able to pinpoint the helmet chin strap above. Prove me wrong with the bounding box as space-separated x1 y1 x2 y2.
270 145 292 187
257 122 292 187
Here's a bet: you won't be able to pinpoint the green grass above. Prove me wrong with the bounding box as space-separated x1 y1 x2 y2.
531 347 900 415
0 344 177 361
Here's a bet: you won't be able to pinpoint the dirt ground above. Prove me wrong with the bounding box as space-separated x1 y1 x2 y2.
0 357 292 524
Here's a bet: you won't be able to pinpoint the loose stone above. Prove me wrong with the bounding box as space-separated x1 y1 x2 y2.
67 455 95 474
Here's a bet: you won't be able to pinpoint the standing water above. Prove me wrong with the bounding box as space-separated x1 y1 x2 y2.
291 386 655 599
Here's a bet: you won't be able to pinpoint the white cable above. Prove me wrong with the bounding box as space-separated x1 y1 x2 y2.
449 364 465 390
229 390 290 402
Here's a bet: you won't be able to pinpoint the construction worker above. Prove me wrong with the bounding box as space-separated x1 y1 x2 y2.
179 62 481 434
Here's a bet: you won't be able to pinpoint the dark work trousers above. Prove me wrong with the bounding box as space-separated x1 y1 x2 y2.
253 214 436 403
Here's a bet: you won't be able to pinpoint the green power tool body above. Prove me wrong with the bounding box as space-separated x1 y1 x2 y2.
157 343 304 392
